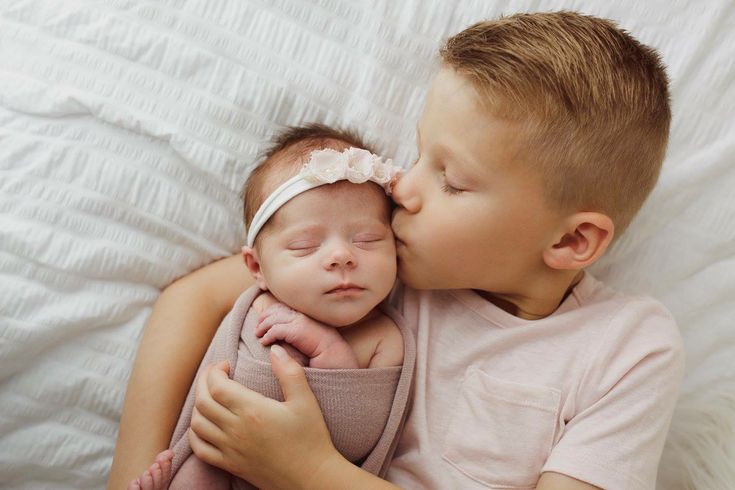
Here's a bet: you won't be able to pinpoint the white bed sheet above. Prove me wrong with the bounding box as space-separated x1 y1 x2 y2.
1 0 733 488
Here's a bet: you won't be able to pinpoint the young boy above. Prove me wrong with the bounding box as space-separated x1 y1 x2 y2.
109 11 684 490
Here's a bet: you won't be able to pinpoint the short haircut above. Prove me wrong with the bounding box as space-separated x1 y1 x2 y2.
440 11 671 236
240 123 376 245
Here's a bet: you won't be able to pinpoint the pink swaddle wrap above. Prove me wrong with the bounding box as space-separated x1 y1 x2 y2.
167 285 416 489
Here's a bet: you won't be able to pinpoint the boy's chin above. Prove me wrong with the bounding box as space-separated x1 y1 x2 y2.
397 266 433 290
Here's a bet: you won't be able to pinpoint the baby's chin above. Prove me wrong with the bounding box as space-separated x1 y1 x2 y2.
309 304 378 328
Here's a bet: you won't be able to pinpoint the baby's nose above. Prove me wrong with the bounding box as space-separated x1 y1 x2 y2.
325 245 356 269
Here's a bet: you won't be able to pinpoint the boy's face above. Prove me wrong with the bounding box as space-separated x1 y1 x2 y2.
391 67 563 294
254 182 397 327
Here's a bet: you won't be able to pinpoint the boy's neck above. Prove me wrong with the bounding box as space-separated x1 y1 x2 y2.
478 270 585 320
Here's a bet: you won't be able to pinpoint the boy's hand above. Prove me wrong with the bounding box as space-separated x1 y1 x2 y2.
255 304 359 369
188 349 345 490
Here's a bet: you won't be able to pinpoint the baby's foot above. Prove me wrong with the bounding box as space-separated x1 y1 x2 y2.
127 449 174 490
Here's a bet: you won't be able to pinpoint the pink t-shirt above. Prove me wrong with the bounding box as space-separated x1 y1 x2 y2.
385 272 684 489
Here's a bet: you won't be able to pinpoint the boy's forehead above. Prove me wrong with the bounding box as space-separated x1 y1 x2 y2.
418 67 534 177
426 67 483 107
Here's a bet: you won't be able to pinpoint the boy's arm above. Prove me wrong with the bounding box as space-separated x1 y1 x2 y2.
536 472 600 489
107 254 253 490
309 454 403 490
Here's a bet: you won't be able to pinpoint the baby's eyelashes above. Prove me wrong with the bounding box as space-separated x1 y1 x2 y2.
353 233 383 242
287 243 319 256
288 240 320 250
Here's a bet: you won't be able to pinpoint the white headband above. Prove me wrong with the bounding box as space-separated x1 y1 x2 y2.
246 147 401 247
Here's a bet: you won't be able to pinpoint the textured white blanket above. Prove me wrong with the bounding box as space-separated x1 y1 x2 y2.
1 1 733 488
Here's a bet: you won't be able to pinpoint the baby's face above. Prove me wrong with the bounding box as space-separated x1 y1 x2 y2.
255 181 396 327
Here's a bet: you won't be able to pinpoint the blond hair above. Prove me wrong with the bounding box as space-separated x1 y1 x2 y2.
240 123 376 244
440 11 671 235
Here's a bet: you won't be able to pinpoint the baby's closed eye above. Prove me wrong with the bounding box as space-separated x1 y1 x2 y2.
352 233 390 249
287 241 320 255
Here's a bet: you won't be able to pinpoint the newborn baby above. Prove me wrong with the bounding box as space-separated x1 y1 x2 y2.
129 127 415 490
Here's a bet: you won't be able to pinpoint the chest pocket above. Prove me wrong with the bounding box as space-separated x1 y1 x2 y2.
442 367 561 489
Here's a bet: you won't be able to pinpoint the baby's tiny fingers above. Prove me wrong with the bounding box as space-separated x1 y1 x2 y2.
255 314 280 336
260 324 284 345
257 311 283 330
254 320 269 337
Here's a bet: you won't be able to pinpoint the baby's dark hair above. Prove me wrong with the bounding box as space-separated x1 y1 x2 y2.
240 123 377 235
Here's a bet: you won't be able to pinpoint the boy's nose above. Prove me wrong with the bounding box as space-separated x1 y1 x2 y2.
392 167 421 213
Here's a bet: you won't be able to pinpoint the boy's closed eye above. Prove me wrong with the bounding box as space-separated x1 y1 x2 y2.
441 171 464 195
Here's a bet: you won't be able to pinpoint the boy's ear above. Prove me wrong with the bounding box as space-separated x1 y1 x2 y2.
241 246 268 290
543 212 615 270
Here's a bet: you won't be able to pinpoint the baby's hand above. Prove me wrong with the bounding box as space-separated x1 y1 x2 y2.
255 304 359 369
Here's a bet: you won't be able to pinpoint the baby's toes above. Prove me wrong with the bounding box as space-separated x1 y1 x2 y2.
126 477 142 490
155 449 174 482
149 462 163 489
138 470 154 490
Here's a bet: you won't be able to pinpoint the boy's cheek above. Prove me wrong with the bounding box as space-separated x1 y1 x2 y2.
396 256 429 289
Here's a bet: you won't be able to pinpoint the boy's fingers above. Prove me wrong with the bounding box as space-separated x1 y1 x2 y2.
203 363 265 413
188 427 225 469
269 344 314 404
191 405 227 447
280 342 310 365
194 367 237 431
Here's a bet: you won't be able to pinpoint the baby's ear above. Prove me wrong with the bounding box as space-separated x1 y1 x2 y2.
543 212 614 270
242 246 268 290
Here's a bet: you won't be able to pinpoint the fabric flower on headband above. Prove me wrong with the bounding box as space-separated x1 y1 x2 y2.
246 147 401 247
301 148 400 192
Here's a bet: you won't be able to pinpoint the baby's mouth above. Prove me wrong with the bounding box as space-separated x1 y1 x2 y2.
326 283 364 294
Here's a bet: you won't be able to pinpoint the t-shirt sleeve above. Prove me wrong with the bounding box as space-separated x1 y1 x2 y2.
541 298 685 489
